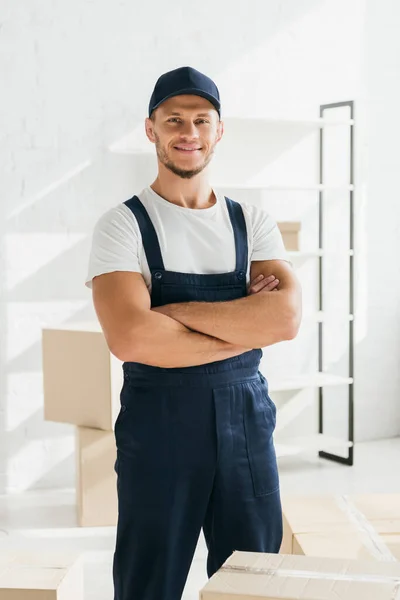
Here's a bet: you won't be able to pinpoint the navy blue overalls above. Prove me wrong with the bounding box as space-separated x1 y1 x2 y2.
112 194 282 600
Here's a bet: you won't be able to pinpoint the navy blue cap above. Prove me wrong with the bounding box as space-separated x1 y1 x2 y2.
148 66 221 118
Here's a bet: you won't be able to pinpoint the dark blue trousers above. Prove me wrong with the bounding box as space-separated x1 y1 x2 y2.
112 351 282 600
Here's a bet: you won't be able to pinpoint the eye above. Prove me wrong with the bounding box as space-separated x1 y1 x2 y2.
167 118 210 124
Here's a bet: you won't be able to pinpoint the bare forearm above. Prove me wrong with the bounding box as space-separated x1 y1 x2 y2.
157 291 299 348
111 309 251 368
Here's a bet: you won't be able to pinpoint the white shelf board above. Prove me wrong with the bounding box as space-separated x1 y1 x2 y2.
268 373 353 392
288 250 323 259
287 250 354 259
213 183 354 191
298 312 353 328
275 434 353 458
315 311 354 322
221 116 354 127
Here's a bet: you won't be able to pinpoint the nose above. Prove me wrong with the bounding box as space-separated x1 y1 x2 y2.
179 121 200 139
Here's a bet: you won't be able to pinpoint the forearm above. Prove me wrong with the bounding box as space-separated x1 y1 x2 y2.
158 290 298 348
112 308 252 368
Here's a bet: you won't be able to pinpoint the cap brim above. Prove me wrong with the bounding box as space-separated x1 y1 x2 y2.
150 88 220 115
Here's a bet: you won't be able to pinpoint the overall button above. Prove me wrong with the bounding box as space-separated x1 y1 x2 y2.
237 271 245 280
121 405 127 412
154 272 163 280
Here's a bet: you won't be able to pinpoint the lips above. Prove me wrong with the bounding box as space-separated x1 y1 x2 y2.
174 146 201 152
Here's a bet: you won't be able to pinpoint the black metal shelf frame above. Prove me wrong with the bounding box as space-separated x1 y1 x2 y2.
318 101 355 466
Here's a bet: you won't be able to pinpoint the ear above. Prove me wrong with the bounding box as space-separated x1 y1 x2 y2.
145 118 156 143
216 119 224 143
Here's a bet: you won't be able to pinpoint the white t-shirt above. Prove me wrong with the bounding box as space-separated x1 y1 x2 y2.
85 186 291 292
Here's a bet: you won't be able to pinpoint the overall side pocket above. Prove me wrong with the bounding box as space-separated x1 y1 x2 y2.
243 379 280 498
258 372 277 422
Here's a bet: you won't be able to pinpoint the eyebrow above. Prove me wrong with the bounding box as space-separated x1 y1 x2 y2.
168 111 212 117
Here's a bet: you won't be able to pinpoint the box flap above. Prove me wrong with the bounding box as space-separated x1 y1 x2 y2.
200 551 400 599
277 222 302 232
351 495 400 522
282 496 353 534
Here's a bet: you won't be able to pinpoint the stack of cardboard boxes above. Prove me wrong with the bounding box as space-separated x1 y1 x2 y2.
277 222 301 251
201 494 400 599
42 322 123 527
0 549 83 599
281 494 400 562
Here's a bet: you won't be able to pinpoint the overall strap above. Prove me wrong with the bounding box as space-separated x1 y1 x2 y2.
225 197 249 274
124 195 165 271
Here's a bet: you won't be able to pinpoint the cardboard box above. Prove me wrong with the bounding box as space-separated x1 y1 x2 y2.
200 550 400 599
277 222 301 251
42 322 123 431
76 425 118 527
281 494 400 562
0 550 83 599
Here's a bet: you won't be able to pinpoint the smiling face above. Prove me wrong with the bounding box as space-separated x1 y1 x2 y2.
145 95 224 179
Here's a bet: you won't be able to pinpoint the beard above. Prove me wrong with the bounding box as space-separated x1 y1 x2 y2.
154 133 216 179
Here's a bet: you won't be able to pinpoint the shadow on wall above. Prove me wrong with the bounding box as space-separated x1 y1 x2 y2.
1 0 324 495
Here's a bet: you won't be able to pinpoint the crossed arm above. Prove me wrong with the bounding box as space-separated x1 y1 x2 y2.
92 260 302 368
152 259 302 349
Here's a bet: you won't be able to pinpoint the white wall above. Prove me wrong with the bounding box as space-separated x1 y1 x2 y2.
355 0 400 440
0 0 398 493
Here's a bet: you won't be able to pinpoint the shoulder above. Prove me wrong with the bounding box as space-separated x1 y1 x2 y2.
238 200 278 234
94 202 137 228
93 202 140 238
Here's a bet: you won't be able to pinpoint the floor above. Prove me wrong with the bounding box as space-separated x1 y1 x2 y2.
0 437 399 599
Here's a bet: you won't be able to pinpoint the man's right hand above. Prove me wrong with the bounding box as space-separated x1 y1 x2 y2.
247 274 279 295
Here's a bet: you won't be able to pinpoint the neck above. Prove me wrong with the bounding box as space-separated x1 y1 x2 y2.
150 165 216 209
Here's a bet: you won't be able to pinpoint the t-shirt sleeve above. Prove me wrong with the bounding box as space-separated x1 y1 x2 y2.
247 204 292 264
85 205 142 289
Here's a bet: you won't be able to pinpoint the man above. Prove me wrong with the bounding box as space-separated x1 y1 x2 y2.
85 66 302 600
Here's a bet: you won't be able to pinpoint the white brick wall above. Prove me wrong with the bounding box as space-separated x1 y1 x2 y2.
0 0 399 492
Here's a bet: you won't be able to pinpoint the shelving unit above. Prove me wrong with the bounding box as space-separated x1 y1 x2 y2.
268 373 353 393
214 106 355 464
318 101 355 466
109 103 355 465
